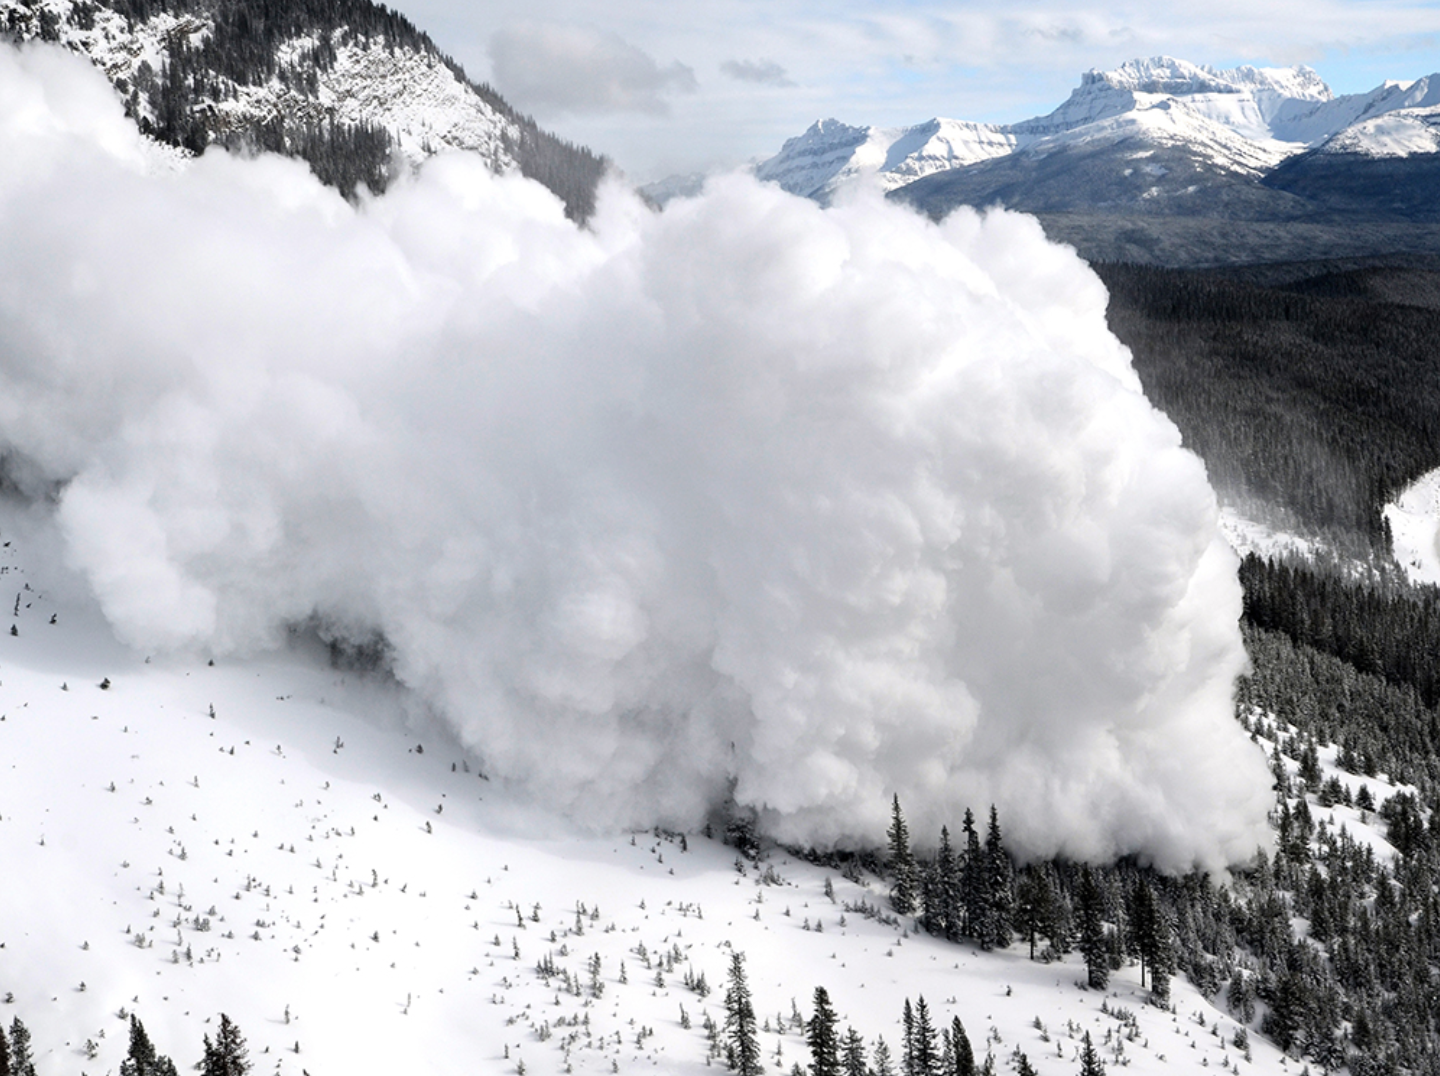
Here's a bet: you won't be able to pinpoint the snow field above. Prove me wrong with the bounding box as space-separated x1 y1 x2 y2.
2 510 1299 1076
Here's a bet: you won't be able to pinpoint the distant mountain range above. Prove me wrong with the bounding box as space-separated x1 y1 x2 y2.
750 57 1440 266
0 0 606 218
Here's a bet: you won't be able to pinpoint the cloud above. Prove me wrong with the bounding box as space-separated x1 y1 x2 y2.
0 41 1272 871
720 58 796 87
489 22 697 115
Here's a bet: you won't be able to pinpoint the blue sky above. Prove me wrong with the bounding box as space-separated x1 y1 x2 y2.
391 0 1440 182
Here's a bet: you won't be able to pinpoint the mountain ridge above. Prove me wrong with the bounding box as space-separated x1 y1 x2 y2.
751 55 1440 235
0 0 607 218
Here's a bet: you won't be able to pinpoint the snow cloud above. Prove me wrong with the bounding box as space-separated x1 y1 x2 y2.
0 42 1271 871
489 22 697 115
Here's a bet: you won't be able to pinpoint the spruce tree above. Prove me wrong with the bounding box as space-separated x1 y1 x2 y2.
121 1015 156 1076
1015 865 1049 960
922 827 959 940
902 999 916 1076
724 951 762 1076
948 1017 974 1076
201 1014 250 1076
0 1022 10 1076
961 809 985 939
1015 1053 1037 1076
808 987 841 1076
842 1027 868 1076
1078 866 1109 990
888 795 918 917
7 1020 33 1076
980 806 1013 950
911 997 940 1076
872 1036 897 1076
1077 1032 1105 1076
1131 879 1175 1003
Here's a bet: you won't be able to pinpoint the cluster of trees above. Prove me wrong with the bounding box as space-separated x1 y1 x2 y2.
1098 261 1440 553
722 957 1075 1076
4 0 607 217
0 1012 249 1076
885 799 1177 1005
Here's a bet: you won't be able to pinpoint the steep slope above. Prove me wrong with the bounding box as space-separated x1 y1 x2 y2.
0 499 1293 1076
0 0 605 217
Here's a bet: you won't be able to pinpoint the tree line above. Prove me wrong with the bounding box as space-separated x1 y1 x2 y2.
0 1011 249 1076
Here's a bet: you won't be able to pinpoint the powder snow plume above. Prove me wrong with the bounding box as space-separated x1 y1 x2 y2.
0 42 1271 870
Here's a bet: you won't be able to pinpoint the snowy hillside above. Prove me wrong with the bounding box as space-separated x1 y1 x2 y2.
754 56 1440 203
0 497 1328 1076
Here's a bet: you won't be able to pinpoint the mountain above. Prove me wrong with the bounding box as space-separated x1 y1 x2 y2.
0 0 606 218
755 57 1440 262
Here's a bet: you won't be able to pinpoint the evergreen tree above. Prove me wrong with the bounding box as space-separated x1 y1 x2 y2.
948 1017 974 1076
1078 866 1109 990
979 806 1013 949
911 997 940 1076
200 1014 249 1076
902 999 916 1076
961 808 984 939
1130 879 1175 1004
808 987 841 1076
7 1020 33 1076
888 795 918 917
1015 1053 1037 1076
841 1027 868 1076
1015 865 1050 960
120 1015 169 1076
724 951 762 1076
923 827 959 941
0 1022 10 1076
1077 1032 1105 1076
872 1036 897 1076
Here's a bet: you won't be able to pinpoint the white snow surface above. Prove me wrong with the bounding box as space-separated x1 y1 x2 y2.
1383 465 1440 585
0 498 1312 1076
754 54 1440 200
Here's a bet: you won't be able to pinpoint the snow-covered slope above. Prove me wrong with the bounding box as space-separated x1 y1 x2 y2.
0 0 518 171
0 498 1300 1076
755 56 1440 203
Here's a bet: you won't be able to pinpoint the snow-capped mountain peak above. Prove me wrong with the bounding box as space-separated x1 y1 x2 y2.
753 55 1438 204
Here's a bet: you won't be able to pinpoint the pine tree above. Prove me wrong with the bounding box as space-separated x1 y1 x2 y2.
872 1036 897 1076
724 952 762 1076
911 997 940 1076
888 795 918 917
922 827 959 940
1078 867 1109 990
8 1020 33 1076
902 999 916 1076
201 1014 250 1076
1130 879 1175 1004
0 1022 10 1076
980 806 1013 950
808 987 841 1076
1015 1053 1037 1076
948 1017 974 1076
1077 1032 1105 1076
842 1027 868 1076
121 1015 156 1076
1015 865 1049 960
961 808 985 940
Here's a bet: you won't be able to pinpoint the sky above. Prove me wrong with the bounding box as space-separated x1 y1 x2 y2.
385 0 1440 181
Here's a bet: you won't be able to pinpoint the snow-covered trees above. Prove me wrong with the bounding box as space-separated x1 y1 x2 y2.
200 1014 250 1076
807 987 840 1076
724 952 761 1076
887 796 917 917
120 1015 179 1076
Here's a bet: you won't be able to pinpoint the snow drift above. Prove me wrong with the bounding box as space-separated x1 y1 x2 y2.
0 42 1270 870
